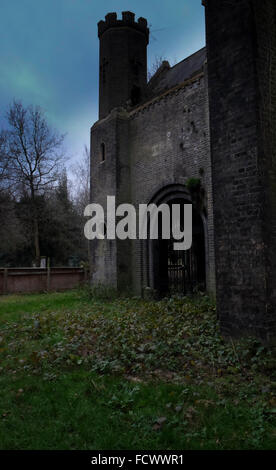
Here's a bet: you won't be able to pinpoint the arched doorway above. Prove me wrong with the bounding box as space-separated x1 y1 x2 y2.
148 187 206 296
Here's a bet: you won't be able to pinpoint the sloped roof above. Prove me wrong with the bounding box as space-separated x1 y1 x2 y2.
147 47 206 98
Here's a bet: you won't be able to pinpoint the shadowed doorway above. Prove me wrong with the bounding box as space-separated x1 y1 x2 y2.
150 197 206 296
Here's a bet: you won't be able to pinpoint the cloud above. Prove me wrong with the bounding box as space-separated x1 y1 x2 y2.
0 0 206 166
51 105 97 161
0 59 53 106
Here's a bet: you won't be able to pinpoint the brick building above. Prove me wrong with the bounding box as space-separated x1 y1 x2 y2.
90 2 276 340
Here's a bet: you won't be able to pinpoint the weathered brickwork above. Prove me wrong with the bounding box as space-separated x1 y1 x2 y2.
98 12 149 119
204 0 276 339
90 5 275 339
128 72 215 295
90 12 215 297
90 110 132 290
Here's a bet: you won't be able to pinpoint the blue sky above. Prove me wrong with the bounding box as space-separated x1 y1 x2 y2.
0 0 205 163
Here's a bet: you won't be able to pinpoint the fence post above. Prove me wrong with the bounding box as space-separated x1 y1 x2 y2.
47 258 51 291
3 269 8 294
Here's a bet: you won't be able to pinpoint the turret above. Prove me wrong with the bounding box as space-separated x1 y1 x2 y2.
98 11 149 119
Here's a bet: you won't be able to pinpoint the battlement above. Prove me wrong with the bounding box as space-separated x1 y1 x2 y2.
98 11 149 43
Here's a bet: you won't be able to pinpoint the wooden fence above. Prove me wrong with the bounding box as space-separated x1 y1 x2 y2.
0 267 88 295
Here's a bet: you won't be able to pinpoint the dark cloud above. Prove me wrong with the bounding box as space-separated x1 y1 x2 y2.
0 0 205 161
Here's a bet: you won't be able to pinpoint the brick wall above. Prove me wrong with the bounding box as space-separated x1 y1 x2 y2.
90 70 216 295
204 0 276 339
0 267 86 294
128 72 215 295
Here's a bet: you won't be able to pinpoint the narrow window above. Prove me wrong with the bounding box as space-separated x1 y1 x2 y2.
101 143 105 162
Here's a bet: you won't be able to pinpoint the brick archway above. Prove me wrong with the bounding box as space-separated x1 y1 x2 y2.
146 186 207 296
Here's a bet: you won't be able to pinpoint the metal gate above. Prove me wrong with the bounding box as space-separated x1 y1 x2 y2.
167 234 205 295
150 201 206 296
168 239 195 294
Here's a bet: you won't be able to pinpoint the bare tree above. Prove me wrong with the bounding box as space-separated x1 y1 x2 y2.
147 56 170 82
70 145 90 263
70 145 90 209
0 130 10 194
4 101 65 266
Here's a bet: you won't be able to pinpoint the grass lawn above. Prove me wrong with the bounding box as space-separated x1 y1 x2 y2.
0 289 275 450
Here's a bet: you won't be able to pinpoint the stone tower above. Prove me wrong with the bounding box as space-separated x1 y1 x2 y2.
204 0 276 340
90 12 150 290
98 11 149 119
90 10 215 297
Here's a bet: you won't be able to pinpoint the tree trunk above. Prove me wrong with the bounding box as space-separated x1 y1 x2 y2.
31 185 40 267
34 215 40 267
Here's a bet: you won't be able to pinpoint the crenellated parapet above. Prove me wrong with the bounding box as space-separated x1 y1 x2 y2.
98 11 149 44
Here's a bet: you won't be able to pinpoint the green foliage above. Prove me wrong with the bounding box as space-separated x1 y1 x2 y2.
0 173 88 267
186 177 202 192
0 291 275 450
81 283 120 302
0 105 90 267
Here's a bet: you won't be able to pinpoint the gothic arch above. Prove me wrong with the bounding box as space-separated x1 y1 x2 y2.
144 184 207 296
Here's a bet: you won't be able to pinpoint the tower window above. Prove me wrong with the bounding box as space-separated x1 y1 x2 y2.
100 143 105 162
